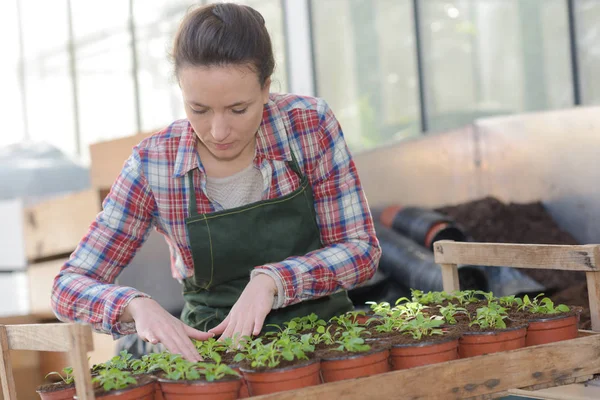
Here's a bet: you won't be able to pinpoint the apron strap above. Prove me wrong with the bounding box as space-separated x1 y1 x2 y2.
187 171 198 217
288 147 304 179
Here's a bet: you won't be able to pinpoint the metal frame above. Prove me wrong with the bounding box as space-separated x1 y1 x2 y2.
567 0 582 106
10 0 591 158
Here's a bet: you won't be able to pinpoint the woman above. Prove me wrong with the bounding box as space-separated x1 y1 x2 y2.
51 3 381 362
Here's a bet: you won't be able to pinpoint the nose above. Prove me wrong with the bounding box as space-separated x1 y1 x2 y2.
210 114 230 142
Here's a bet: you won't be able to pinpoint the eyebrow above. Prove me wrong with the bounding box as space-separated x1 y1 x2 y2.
189 100 250 108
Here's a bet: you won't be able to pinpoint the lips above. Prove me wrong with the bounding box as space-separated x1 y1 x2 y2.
213 142 234 150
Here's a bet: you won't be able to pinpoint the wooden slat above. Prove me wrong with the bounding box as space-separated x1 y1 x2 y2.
586 271 600 332
441 263 460 292
69 324 95 400
6 324 93 352
433 241 600 271
0 327 17 400
252 334 600 400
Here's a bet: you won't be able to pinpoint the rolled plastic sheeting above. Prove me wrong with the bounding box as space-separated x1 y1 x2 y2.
374 222 488 293
379 206 467 250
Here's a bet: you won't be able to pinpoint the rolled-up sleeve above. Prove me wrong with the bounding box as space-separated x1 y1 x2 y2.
51 148 156 338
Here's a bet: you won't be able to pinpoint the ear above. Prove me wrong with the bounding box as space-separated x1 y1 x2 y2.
261 77 271 104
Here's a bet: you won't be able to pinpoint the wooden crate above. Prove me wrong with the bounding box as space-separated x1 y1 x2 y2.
23 189 104 262
89 132 150 190
251 242 600 399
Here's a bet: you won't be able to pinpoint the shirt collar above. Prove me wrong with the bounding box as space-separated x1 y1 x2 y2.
173 97 292 178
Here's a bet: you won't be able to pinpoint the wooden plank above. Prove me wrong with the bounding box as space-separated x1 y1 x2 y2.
441 263 460 292
28 259 68 318
89 132 150 189
252 334 600 400
6 324 93 352
586 271 600 332
433 241 600 271
24 190 102 262
69 324 95 400
0 326 17 400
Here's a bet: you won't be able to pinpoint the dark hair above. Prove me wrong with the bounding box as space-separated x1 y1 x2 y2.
172 3 275 87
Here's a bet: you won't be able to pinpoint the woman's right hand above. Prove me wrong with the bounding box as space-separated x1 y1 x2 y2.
121 297 214 362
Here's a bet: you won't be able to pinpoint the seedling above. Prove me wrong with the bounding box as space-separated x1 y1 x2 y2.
399 314 445 340
470 303 508 329
194 337 230 361
334 328 371 353
392 299 428 319
45 366 74 385
372 314 404 333
242 334 314 369
329 314 362 331
103 350 134 371
454 290 481 306
498 295 520 308
311 325 338 345
475 290 496 304
519 294 570 314
365 301 393 317
437 303 468 325
196 354 240 382
130 352 168 375
411 289 449 305
91 368 136 392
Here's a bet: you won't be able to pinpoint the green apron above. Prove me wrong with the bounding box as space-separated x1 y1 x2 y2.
181 150 353 332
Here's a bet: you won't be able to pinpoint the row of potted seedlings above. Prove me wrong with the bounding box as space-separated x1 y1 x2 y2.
37 289 580 399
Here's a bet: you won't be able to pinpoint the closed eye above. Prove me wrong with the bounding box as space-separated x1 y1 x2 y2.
232 108 248 115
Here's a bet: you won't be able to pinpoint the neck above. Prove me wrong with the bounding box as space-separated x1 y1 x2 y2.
197 140 256 178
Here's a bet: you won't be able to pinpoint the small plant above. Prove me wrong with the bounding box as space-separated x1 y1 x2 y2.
392 299 428 319
194 337 230 361
45 366 74 385
411 290 449 305
372 314 404 333
498 295 520 308
334 328 371 353
92 368 136 392
399 314 445 340
438 303 468 325
470 303 508 329
242 334 314 369
475 290 496 304
102 350 134 371
311 325 338 345
130 352 169 375
329 314 362 331
365 301 393 317
454 290 481 306
518 294 570 314
197 354 240 382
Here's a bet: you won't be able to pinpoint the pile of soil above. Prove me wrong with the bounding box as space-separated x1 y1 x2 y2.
436 197 591 329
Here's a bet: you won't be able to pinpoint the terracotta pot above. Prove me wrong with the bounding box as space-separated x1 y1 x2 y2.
526 314 579 346
240 360 321 396
36 384 76 400
158 377 242 400
154 381 165 400
230 366 249 398
459 326 527 358
96 379 156 399
390 336 459 370
320 347 390 383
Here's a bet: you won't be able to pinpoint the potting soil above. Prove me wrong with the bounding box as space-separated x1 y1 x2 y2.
436 197 590 328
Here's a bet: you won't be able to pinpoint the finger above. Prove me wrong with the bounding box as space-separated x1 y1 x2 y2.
184 324 215 341
220 317 239 342
174 324 202 362
242 318 255 342
162 328 200 363
253 312 268 336
209 316 230 336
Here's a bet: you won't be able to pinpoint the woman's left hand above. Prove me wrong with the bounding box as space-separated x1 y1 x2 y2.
209 274 276 342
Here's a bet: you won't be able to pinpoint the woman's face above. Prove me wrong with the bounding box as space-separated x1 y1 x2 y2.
179 64 270 162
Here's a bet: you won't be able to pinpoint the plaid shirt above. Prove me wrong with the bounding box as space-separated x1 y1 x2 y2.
51 93 381 337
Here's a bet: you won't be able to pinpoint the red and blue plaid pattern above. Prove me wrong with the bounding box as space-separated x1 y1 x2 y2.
51 94 381 337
